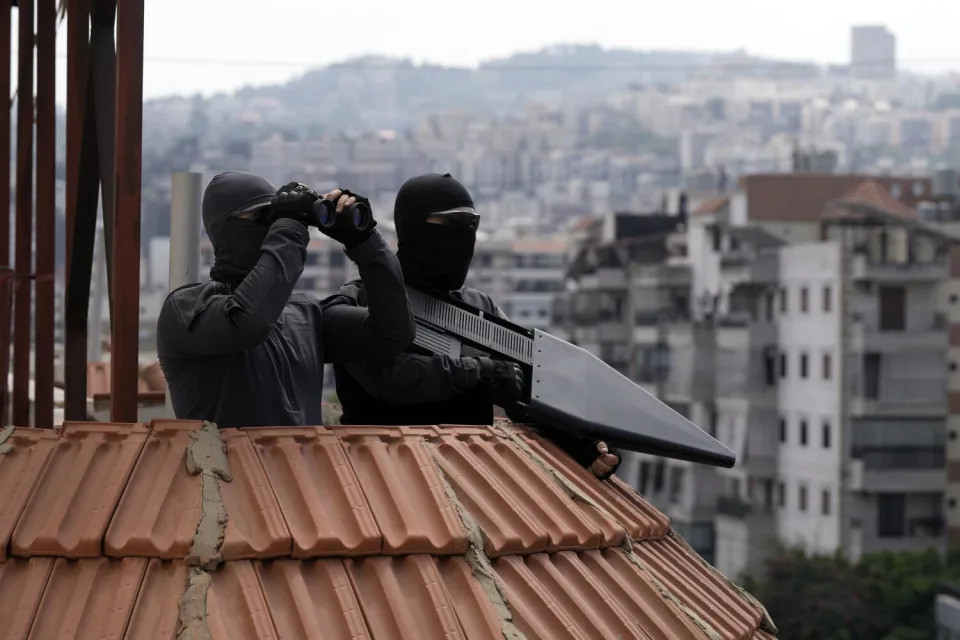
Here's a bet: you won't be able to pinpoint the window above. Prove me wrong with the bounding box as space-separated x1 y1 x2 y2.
800 353 809 379
800 420 808 446
823 285 832 312
780 352 788 378
800 287 809 313
799 484 808 512
638 462 651 494
708 408 718 437
822 420 832 449
822 489 831 516
777 481 786 507
877 493 906 537
669 467 685 504
779 417 787 443
711 226 722 252
780 287 788 313
822 352 832 380
764 348 777 386
765 292 774 321
864 353 882 400
763 480 774 510
329 252 345 267
879 285 906 332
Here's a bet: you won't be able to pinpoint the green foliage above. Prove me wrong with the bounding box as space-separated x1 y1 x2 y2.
749 546 960 640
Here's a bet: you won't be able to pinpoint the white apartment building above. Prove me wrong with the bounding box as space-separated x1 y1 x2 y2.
691 173 953 579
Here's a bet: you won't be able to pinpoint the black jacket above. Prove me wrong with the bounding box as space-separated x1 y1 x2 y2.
333 282 622 476
157 219 414 427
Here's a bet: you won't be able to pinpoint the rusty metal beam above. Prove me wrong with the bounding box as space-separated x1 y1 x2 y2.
90 0 115 314
63 0 96 421
110 0 143 422
0 3 13 425
34 0 56 429
12 0 34 426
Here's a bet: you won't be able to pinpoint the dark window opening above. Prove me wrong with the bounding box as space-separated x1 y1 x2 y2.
800 353 809 379
879 285 906 332
780 287 788 313
800 287 809 313
822 489 831 516
823 285 832 312
780 352 788 378
822 353 832 380
864 353 882 400
877 493 906 537
764 348 777 386
822 421 832 449
779 417 787 443
800 420 808 446
777 481 786 507
799 484 808 512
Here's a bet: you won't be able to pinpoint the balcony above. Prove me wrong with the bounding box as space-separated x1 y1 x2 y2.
848 450 946 493
851 254 948 283
849 318 947 354
720 252 778 286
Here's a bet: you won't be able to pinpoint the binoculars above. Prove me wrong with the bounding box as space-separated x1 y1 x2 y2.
313 198 374 232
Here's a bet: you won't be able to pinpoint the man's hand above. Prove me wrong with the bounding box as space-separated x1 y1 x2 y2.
477 357 524 407
317 188 378 249
590 441 621 479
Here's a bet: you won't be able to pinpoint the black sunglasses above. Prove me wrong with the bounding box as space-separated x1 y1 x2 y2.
427 208 481 230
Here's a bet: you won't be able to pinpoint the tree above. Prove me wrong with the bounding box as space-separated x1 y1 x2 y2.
749 547 960 640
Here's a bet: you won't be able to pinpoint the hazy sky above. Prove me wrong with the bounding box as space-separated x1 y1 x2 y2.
32 0 960 101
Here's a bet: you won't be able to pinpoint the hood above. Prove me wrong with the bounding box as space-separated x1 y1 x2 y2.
394 173 477 292
203 171 276 287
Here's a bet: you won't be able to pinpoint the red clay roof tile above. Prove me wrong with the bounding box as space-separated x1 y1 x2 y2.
125 559 188 639
0 427 58 562
27 557 147 639
12 423 149 558
337 430 469 555
256 558 372 640
245 427 381 557
431 431 610 557
0 557 53 640
218 429 293 560
104 421 202 558
635 535 764 639
206 560 280 639
519 430 669 541
0 421 775 639
346 555 466 639
435 556 506 639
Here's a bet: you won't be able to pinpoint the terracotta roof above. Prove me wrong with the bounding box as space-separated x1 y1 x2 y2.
829 179 917 219
0 421 777 639
693 195 730 216
739 173 930 222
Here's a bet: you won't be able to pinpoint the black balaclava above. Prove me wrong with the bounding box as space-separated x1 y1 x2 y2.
203 171 276 288
394 173 477 292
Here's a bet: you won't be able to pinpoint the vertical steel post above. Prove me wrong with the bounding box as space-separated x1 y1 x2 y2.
34 0 56 428
0 3 13 425
110 0 144 422
12 0 34 426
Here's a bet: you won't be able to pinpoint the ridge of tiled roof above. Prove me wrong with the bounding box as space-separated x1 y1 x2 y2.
833 179 917 219
739 173 929 222
692 195 730 216
0 421 777 640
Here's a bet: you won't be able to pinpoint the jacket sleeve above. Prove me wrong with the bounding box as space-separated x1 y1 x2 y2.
321 231 415 362
340 353 484 404
157 217 309 357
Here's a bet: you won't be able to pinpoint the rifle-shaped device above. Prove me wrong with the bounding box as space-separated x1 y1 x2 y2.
406 288 735 468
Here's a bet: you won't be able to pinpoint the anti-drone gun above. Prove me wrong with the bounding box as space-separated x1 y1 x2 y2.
406 288 736 468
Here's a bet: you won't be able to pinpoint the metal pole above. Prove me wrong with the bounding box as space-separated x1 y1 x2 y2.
109 0 143 423
13 0 35 426
34 0 56 429
0 3 13 426
165 171 202 416
168 172 203 290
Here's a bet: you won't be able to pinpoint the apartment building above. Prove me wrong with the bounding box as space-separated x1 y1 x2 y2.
690 173 954 579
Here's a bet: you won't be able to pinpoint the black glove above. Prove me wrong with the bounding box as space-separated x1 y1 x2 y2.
270 182 322 227
327 188 378 249
477 357 524 407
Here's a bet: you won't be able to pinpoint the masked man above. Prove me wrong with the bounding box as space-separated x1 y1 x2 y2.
333 173 621 479
157 171 414 427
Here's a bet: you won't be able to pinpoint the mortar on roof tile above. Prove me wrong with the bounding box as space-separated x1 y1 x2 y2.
426 440 526 640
